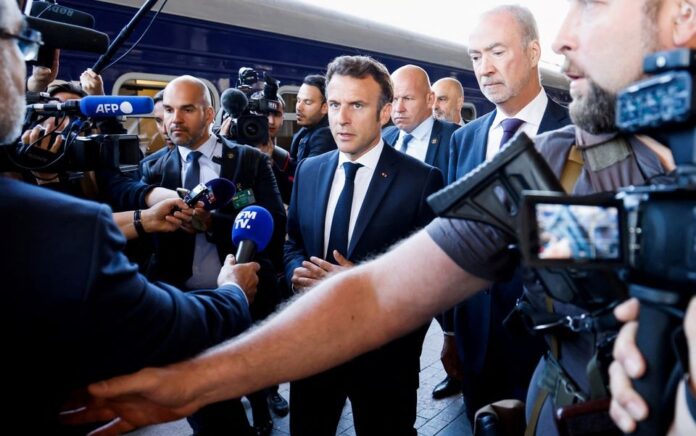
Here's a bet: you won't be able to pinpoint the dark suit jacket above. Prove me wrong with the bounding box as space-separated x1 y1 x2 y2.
140 138 286 320
446 97 571 405
382 117 459 176
284 144 443 386
288 115 337 175
1 178 251 433
448 97 571 183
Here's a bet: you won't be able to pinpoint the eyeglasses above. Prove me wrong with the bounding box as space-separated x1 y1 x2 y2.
0 23 43 62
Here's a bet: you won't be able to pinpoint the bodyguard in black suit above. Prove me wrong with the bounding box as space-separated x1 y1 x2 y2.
446 6 572 424
285 56 443 436
139 75 285 435
382 64 459 176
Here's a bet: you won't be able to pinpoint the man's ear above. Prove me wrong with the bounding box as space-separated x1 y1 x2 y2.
528 40 541 66
320 101 329 116
674 0 696 46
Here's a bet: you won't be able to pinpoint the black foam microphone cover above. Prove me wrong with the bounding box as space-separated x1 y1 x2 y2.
220 88 249 118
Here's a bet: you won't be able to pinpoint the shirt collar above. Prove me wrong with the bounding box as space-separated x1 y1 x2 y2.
337 139 384 171
400 116 434 141
492 90 548 130
178 134 218 163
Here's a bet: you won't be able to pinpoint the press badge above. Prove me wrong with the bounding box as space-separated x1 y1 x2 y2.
232 188 256 209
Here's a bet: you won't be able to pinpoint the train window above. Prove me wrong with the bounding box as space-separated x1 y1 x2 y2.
111 73 220 155
277 85 299 150
461 102 478 123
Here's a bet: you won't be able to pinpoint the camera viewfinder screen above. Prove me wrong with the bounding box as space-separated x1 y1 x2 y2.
535 204 621 261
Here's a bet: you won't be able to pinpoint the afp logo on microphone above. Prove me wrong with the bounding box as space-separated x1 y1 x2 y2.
94 102 134 115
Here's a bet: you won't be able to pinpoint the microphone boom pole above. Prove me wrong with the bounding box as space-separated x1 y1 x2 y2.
91 0 161 74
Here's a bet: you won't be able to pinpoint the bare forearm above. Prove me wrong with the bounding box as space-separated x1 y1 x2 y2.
145 187 178 207
182 230 490 406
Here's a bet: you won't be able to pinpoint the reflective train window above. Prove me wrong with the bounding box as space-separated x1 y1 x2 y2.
112 73 219 156
278 85 299 150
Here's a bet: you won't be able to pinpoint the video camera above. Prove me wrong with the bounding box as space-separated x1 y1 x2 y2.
216 67 281 146
429 48 696 436
1 94 153 173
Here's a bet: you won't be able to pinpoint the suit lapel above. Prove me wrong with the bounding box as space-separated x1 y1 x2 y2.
348 146 399 257
538 99 568 133
218 140 238 182
313 151 339 257
474 111 497 163
162 148 183 188
424 118 441 165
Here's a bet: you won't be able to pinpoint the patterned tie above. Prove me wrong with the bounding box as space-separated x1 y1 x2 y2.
499 118 524 148
326 162 363 263
400 133 414 153
184 151 202 191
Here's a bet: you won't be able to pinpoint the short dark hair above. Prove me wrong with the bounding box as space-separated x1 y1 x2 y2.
47 80 87 98
326 55 393 112
153 89 164 104
302 74 327 101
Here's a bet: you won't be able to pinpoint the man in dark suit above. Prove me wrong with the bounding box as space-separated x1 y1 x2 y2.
382 64 459 176
140 75 286 435
0 4 258 432
285 55 443 436
446 5 572 424
268 74 337 201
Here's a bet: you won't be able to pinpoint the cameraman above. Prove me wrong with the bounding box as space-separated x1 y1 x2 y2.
266 74 337 201
0 1 260 433
610 297 696 434
62 1 686 435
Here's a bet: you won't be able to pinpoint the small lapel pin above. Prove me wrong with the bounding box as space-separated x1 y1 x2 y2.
431 138 438 144
381 172 388 178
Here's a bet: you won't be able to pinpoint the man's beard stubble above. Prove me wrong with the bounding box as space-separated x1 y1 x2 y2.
568 79 617 135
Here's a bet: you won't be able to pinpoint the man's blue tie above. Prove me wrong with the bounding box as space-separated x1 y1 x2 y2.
184 151 202 191
326 162 362 263
499 118 524 148
400 133 414 153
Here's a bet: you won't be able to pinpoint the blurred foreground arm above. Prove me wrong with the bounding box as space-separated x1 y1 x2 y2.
63 229 489 434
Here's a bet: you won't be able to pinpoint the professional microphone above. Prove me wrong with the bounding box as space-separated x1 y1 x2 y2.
25 16 109 54
31 1 96 28
29 96 154 117
203 178 236 210
232 205 274 263
220 88 249 118
182 178 237 210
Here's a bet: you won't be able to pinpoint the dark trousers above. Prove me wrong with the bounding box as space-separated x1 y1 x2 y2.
289 360 418 436
188 399 253 436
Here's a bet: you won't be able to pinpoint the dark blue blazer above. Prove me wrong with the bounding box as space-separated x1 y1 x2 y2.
446 97 571 402
382 117 459 176
448 97 571 183
1 178 251 433
140 139 286 320
284 144 443 385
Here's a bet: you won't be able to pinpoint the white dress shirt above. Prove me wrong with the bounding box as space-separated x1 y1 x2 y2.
485 90 548 161
177 135 224 290
395 116 434 163
323 140 384 258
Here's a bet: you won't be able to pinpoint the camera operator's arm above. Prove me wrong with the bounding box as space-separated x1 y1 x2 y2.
80 68 105 96
26 51 59 92
21 120 62 186
609 298 696 435
113 198 194 240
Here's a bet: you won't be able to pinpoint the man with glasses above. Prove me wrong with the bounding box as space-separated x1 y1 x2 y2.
0 1 260 433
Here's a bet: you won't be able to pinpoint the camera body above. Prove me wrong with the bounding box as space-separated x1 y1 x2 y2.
224 68 281 147
518 49 696 294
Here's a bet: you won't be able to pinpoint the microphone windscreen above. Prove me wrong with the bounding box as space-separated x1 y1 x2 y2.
26 16 109 53
220 88 249 118
203 178 236 210
232 206 274 252
31 1 96 28
79 96 155 117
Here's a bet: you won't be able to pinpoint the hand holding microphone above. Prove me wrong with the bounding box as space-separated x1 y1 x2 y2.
231 205 275 263
217 254 260 304
178 178 237 232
